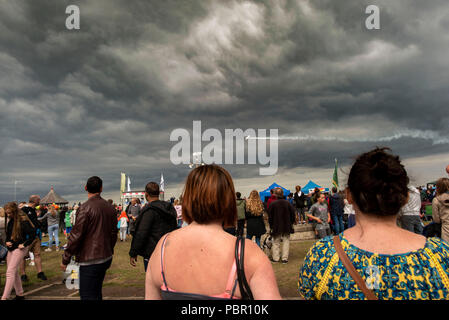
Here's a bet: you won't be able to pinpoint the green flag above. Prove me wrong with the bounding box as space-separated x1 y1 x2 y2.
332 159 339 189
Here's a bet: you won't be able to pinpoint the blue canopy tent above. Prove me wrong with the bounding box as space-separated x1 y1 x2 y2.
259 183 291 202
302 180 329 195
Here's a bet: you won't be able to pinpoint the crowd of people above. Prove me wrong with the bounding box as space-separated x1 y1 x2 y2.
1 148 449 300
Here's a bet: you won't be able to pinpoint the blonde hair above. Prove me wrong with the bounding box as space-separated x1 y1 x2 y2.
0 207 4 218
246 190 264 216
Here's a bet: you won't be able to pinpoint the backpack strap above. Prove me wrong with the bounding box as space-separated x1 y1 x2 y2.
333 236 378 300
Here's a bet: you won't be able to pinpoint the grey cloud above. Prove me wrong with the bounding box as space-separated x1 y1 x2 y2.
1 0 448 203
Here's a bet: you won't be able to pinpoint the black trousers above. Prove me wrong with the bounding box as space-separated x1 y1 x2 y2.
79 258 112 300
237 219 245 237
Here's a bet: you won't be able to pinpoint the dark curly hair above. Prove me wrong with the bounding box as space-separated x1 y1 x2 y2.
348 147 409 216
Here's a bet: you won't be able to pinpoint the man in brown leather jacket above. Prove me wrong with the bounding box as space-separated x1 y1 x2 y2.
61 176 117 300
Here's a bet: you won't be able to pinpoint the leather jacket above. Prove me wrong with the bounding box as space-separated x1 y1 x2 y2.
62 194 117 265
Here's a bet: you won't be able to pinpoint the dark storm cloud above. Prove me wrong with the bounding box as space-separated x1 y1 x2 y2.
1 0 448 203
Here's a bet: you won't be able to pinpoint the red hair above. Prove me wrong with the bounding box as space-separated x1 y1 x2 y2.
182 165 237 226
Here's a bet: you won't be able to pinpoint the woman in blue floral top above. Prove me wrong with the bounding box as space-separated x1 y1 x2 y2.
298 147 449 300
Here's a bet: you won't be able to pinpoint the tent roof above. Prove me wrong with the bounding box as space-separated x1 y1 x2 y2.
302 180 329 194
259 182 291 199
40 187 69 205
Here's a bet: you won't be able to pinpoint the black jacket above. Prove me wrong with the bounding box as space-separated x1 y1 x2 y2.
129 200 177 259
294 191 306 208
245 209 266 238
21 206 41 232
329 194 344 216
6 218 36 251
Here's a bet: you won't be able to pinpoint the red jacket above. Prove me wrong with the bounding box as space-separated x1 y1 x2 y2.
267 194 277 209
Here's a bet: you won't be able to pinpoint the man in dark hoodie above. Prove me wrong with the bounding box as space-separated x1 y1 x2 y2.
129 182 177 271
329 187 344 235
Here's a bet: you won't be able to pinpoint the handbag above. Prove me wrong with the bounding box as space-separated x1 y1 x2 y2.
333 236 378 300
235 235 254 300
0 244 8 262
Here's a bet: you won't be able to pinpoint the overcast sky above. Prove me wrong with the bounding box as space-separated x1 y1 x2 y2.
1 0 448 204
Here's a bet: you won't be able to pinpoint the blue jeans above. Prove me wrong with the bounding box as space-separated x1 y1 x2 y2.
79 259 112 300
347 214 356 228
331 215 344 234
400 215 423 235
48 224 59 248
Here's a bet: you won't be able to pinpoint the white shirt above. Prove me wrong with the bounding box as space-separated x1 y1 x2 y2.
399 186 421 217
344 199 355 215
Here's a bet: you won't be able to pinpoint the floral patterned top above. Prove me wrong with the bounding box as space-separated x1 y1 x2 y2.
298 234 449 300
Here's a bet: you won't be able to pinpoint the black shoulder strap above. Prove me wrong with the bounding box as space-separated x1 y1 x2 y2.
235 236 254 300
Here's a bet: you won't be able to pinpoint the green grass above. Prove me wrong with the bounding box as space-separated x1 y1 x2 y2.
1 232 316 298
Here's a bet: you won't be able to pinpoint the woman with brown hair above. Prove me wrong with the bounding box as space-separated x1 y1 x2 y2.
245 190 267 248
432 178 449 243
145 164 281 300
1 202 36 300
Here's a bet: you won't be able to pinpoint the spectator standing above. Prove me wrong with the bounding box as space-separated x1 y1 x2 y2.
267 189 277 209
144 164 281 300
128 198 141 236
398 186 423 234
245 190 267 248
294 186 306 224
59 206 67 234
64 207 73 237
299 147 449 300
2 202 36 300
129 182 177 272
174 199 183 228
344 197 356 228
329 187 344 235
19 195 47 282
236 192 246 237
308 193 331 239
39 205 60 252
287 193 294 206
70 205 78 227
432 178 449 243
118 211 129 242
268 188 296 264
61 176 117 300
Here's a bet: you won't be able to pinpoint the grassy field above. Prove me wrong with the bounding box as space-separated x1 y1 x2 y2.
0 231 316 298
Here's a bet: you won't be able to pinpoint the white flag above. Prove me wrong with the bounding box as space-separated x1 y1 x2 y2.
127 177 131 192
160 173 165 192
